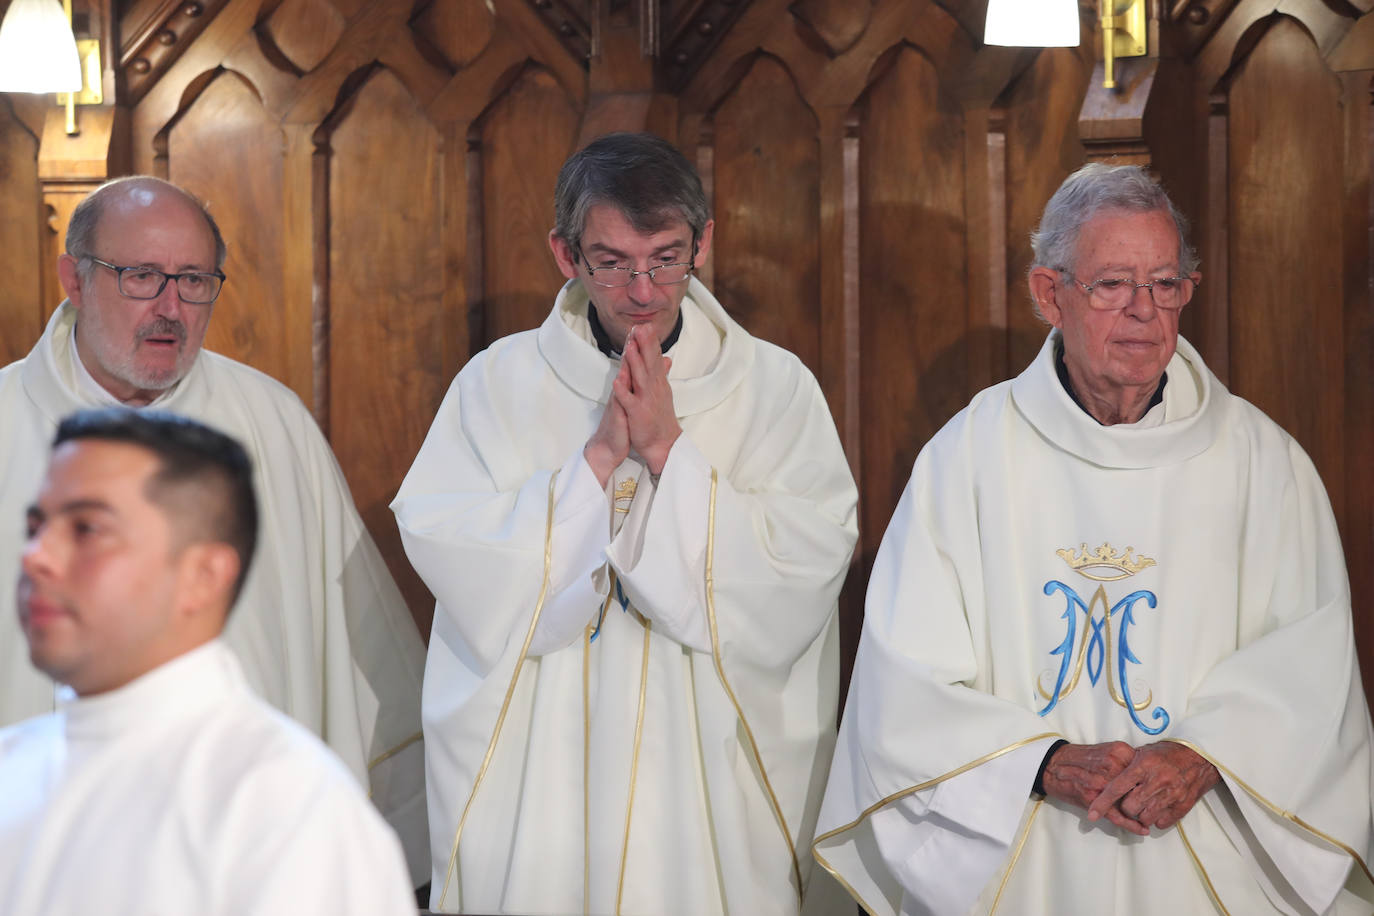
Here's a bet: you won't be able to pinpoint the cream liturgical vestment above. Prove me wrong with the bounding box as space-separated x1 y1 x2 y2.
816 332 1374 915
392 278 859 915
0 303 428 880
0 640 417 915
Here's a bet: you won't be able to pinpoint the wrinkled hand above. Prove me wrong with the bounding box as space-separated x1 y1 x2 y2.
617 324 680 475
1087 742 1220 835
584 359 631 488
1041 741 1144 834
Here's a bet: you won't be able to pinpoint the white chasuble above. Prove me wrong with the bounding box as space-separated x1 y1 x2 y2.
392 278 859 915
815 332 1374 915
0 303 429 881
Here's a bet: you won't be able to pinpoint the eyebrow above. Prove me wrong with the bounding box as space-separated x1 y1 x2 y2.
26 498 119 525
584 240 688 259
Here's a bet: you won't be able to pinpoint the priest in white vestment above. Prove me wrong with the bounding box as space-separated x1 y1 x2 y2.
0 409 417 915
0 177 428 881
392 132 859 914
815 163 1374 914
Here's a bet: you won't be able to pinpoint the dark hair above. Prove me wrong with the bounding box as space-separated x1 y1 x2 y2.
53 408 258 606
65 176 228 279
553 132 710 254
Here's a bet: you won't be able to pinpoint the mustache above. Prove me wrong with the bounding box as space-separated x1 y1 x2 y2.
136 318 187 345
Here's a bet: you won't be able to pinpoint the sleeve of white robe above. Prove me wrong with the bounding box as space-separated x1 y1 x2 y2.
391 371 613 673
216 745 418 916
1165 436 1374 914
814 446 1067 916
606 368 858 671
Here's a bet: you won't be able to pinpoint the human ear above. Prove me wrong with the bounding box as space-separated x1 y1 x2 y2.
548 230 581 281
57 254 86 309
1028 267 1064 328
177 542 241 625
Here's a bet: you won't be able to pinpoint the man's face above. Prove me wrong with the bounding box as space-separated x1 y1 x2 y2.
60 189 219 405
17 440 186 696
550 204 714 352
1039 208 1193 397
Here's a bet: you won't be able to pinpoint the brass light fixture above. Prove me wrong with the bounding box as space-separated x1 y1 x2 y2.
1101 0 1147 89
986 0 1148 90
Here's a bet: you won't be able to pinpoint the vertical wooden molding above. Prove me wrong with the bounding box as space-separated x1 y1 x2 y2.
841 113 860 499
440 120 471 381
1203 92 1229 385
310 128 331 437
694 120 715 291
986 107 1009 385
464 131 486 358
281 124 317 408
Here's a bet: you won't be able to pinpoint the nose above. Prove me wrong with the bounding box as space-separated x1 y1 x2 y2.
627 270 656 304
152 276 187 318
1122 282 1158 318
20 526 58 583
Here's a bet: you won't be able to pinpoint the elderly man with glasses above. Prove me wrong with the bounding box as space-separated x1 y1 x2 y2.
392 131 858 915
0 176 429 887
815 162 1374 914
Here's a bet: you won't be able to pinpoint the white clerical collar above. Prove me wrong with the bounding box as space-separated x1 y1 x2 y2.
1010 330 1224 469
58 639 243 742
70 329 176 408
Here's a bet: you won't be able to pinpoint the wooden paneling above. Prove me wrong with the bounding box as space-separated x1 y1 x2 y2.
475 65 580 348
1002 45 1094 373
709 54 821 368
1226 16 1346 523
167 71 301 398
857 44 967 566
328 68 445 631
0 100 43 364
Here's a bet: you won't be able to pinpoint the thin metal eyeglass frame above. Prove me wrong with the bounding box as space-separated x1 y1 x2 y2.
84 256 226 304
1059 270 1195 311
577 235 699 288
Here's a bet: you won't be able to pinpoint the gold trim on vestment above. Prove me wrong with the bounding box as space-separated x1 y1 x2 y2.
436 471 560 912
366 730 424 772
615 618 654 914
1163 738 1374 886
989 799 1043 914
704 469 805 905
1176 821 1230 915
811 732 1064 915
583 621 593 915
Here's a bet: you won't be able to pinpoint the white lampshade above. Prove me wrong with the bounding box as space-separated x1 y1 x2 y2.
0 0 82 93
985 0 1080 48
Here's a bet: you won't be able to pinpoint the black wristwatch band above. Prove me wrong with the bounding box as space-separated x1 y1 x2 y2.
1032 739 1070 797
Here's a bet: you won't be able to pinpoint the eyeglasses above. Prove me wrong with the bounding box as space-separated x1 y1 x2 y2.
1061 271 1195 311
85 256 226 305
577 248 695 288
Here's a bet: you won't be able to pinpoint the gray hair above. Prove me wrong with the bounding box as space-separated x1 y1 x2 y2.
1030 162 1197 318
553 132 710 256
66 176 228 281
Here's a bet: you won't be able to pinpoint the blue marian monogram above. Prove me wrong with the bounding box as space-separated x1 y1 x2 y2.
1036 543 1170 735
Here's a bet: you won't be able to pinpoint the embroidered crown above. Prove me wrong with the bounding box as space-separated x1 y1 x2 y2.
1056 542 1156 581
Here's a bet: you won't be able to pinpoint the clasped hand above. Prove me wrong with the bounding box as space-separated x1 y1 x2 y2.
584 325 682 486
1041 740 1220 836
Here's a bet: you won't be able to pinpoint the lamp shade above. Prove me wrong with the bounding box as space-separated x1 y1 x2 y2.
985 0 1080 47
0 0 82 93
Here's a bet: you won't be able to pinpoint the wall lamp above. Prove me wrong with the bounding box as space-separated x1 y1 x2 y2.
0 0 102 135
985 0 1148 90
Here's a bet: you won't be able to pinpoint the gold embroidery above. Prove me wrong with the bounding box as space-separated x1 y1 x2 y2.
615 618 653 915
1057 542 1156 581
989 799 1043 915
583 622 592 915
1176 821 1231 915
811 732 1064 911
614 478 637 514
705 469 804 905
436 470 560 912
1163 738 1374 886
366 730 423 772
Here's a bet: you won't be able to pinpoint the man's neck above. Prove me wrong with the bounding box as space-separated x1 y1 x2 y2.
1055 345 1165 426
